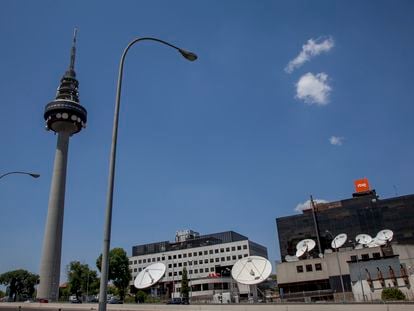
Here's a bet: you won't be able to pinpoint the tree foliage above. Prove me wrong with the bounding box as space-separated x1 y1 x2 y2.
0 269 39 301
381 287 406 301
96 248 131 300
66 261 99 299
180 267 189 298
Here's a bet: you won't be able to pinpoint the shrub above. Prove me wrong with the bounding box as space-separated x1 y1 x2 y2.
381 287 406 301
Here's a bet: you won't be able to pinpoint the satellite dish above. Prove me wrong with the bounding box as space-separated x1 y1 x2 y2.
296 239 316 252
367 240 379 248
295 246 307 258
355 234 372 245
134 262 166 289
231 256 272 285
285 255 299 262
376 229 394 242
331 233 347 249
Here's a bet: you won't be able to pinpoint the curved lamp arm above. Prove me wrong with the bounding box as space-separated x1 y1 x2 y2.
0 171 40 180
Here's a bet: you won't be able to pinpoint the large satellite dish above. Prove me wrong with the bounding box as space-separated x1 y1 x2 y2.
355 234 372 245
331 233 347 249
134 262 166 289
231 256 272 285
376 229 393 242
296 239 316 252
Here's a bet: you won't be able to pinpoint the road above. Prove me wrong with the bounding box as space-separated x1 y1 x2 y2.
1 303 414 311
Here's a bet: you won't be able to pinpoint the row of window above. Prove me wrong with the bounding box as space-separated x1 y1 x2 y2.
296 263 322 273
350 252 381 262
131 254 248 273
129 244 248 266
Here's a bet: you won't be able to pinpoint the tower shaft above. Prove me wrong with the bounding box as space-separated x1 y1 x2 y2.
37 131 70 301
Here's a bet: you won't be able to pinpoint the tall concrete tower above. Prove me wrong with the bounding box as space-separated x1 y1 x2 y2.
37 30 87 301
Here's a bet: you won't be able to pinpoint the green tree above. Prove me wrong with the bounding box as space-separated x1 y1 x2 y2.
381 287 406 301
0 269 39 301
180 267 189 299
96 248 131 300
66 261 100 300
0 290 5 298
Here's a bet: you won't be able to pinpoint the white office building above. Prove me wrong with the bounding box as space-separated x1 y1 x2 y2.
129 230 268 302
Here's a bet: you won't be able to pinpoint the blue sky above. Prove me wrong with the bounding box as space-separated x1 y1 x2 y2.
1 0 414 281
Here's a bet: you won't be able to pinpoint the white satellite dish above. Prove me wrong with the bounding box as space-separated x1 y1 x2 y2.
296 239 316 252
367 240 379 248
376 229 394 242
331 233 347 249
285 255 299 262
295 246 307 258
231 256 272 285
355 234 372 245
134 262 166 289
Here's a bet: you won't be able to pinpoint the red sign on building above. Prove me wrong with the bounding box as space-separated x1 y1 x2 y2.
354 178 370 193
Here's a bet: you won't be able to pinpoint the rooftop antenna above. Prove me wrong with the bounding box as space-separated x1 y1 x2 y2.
66 28 78 77
393 185 398 196
310 195 323 257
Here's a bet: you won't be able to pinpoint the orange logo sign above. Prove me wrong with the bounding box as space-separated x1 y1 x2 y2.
354 178 370 193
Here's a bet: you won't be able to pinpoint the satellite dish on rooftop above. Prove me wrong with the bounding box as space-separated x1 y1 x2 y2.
295 246 307 258
231 256 272 285
376 229 393 242
134 262 166 289
355 234 372 245
296 239 316 252
331 233 347 249
285 255 299 262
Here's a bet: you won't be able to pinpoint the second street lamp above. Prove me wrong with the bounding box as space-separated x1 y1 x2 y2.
98 37 197 311
0 171 40 180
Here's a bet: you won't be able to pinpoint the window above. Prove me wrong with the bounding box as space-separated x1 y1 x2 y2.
189 270 193 274
244 254 248 257
231 247 236 251
194 269 198 274
134 268 137 272
184 262 187 266
193 252 197 256
178 262 182 267
143 259 146 263
193 261 198 266
178 254 182 259
183 254 187 258
168 264 172 268
204 259 208 264
221 257 225 261
162 256 165 261
169 272 172 277
215 249 219 254
227 256 231 261
306 264 313 272
174 272 177 276
168 256 172 260
179 271 182 276
243 245 247 250
350 255 357 262
361 254 369 260
215 258 219 262
173 255 177 259
199 260 203 264
157 257 160 261
296 265 304 273
152 258 155 262
173 263 177 268
199 251 202 256
226 247 230 252
238 255 242 259
315 263 322 271
138 268 142 272
189 261 192 266
373 252 381 259
188 253 192 257
220 248 224 253
209 250 213 254
210 258 214 263
138 260 142 264
232 255 236 260
200 268 204 273
204 251 208 255
210 267 215 272
237 246 241 250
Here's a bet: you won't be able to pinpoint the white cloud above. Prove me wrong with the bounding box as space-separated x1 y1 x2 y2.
285 37 334 73
329 136 344 146
295 72 331 105
295 199 328 212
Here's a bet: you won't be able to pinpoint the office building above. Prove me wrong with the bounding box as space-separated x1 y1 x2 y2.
129 230 267 302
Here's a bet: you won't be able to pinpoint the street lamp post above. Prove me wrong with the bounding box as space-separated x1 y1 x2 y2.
0 171 40 180
98 37 197 311
326 230 346 302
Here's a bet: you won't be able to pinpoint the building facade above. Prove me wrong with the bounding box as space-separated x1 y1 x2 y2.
129 230 268 302
275 188 414 302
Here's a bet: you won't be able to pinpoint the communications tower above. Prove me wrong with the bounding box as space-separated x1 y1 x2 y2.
37 29 87 301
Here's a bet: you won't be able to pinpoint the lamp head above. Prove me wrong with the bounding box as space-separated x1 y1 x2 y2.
179 49 198 61
29 173 40 178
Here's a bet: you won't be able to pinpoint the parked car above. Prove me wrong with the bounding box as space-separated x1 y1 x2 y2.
107 297 123 304
167 297 189 304
69 295 82 303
